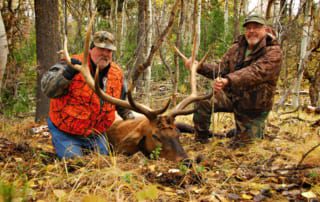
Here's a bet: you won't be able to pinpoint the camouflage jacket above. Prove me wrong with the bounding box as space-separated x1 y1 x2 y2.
41 60 134 120
197 34 282 113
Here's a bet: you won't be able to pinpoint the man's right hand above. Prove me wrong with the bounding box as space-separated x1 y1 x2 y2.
213 77 229 92
70 58 82 66
63 58 82 80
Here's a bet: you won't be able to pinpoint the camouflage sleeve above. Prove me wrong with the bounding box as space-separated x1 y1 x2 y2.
116 80 135 120
197 46 235 79
41 62 72 98
226 45 282 89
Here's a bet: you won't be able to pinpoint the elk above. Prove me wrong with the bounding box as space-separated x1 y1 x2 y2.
60 2 210 162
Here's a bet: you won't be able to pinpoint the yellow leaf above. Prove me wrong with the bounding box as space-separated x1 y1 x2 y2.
241 193 253 200
148 165 156 172
301 191 317 199
82 195 106 202
46 164 55 172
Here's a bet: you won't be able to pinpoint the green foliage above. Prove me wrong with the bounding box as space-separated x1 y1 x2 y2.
1 29 37 117
122 172 132 183
195 165 205 174
0 180 30 202
178 163 188 175
149 144 162 160
200 1 233 58
308 172 319 179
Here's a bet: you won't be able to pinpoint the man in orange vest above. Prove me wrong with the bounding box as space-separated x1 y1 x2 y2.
41 31 134 159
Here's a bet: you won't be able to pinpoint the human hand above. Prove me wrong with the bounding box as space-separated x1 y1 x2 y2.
63 58 82 80
213 77 228 92
70 58 82 65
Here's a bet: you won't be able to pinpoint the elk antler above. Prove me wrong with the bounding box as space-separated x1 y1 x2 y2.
60 12 171 120
168 0 213 118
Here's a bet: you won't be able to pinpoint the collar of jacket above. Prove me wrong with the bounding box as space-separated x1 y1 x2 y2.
235 34 279 64
89 56 111 88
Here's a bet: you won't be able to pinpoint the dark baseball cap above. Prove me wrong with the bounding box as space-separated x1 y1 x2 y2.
93 31 117 51
243 14 266 27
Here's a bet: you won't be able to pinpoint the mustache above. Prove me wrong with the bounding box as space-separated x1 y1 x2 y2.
96 57 110 63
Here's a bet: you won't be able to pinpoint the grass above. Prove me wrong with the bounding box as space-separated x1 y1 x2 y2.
0 109 320 201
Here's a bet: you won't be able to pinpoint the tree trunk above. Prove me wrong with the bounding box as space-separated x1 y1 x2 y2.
120 0 127 57
266 0 275 20
233 0 240 40
195 0 201 55
114 0 118 56
240 0 248 16
183 1 192 48
173 0 184 106
35 0 60 122
133 0 146 94
305 63 320 107
260 0 264 14
144 0 152 106
0 11 8 93
292 0 312 108
224 0 229 40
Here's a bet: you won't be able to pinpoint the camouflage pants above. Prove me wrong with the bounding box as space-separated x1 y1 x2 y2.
193 91 269 139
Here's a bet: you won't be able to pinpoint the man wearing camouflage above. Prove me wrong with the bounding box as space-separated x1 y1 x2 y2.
41 31 134 158
184 15 282 145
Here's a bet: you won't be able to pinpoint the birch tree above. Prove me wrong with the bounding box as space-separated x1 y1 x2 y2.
144 0 153 106
120 0 127 56
195 0 201 55
0 11 8 93
292 0 313 108
173 0 185 106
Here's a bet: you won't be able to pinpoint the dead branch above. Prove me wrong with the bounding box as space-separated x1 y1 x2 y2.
296 143 320 168
130 0 180 88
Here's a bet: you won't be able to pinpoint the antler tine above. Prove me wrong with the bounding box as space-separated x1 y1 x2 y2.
173 46 188 63
82 12 96 73
197 50 210 69
60 12 97 91
170 106 198 118
167 91 213 117
94 65 134 110
168 0 214 118
127 89 172 120
190 0 198 97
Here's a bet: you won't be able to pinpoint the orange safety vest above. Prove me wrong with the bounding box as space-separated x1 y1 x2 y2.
49 53 123 136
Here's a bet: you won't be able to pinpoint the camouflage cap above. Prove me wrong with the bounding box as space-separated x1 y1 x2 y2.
243 14 266 27
93 31 117 51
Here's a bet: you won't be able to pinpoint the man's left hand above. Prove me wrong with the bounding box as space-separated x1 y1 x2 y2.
213 78 229 92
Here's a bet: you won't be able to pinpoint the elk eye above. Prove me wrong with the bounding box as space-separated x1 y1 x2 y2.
152 134 161 141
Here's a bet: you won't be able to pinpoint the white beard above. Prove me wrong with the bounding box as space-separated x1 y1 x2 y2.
247 37 260 47
96 58 111 68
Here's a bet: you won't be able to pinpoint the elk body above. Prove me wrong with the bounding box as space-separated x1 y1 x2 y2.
61 7 211 162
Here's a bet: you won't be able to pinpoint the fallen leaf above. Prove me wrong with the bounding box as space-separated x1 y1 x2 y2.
301 191 317 199
242 193 253 200
82 195 106 202
53 189 66 198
